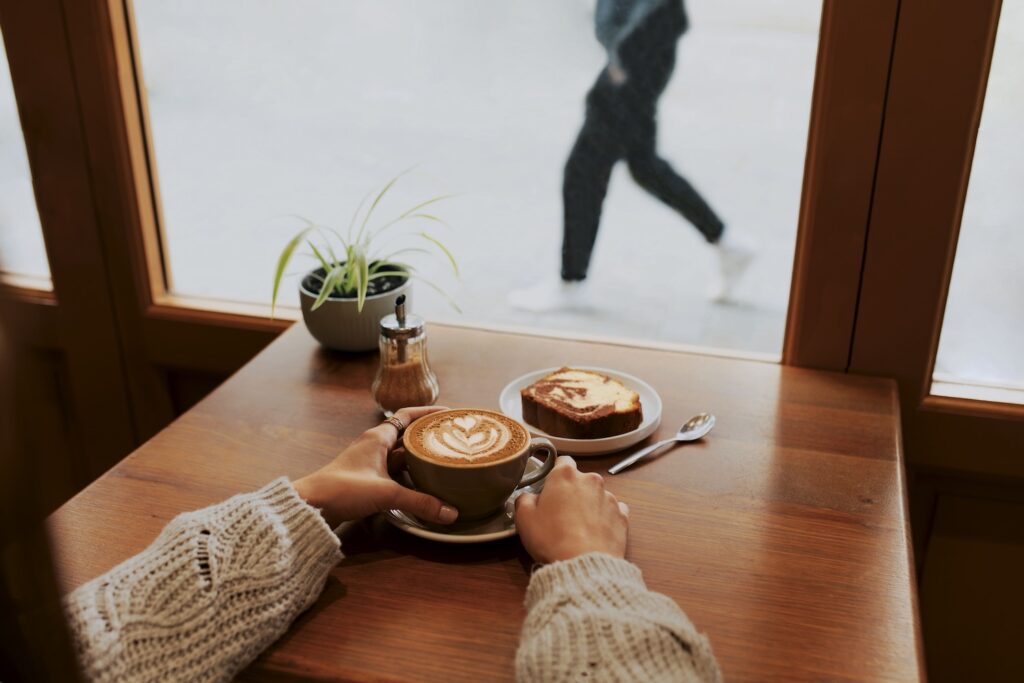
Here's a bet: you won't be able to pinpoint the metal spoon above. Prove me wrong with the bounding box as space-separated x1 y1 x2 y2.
608 413 716 475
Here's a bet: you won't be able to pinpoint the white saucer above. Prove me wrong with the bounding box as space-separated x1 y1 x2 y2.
382 457 546 544
498 366 662 456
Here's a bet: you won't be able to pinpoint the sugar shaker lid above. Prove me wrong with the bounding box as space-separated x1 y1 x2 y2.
380 294 424 339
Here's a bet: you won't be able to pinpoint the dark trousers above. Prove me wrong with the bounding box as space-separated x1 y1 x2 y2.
561 34 724 281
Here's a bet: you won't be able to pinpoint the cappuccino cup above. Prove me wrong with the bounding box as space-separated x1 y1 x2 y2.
402 408 556 521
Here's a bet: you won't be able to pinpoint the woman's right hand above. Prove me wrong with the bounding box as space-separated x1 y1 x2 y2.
514 456 629 564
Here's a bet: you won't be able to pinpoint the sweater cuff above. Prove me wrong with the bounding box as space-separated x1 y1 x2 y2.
256 477 342 565
525 553 644 608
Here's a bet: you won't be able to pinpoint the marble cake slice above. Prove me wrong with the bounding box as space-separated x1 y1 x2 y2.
520 367 642 439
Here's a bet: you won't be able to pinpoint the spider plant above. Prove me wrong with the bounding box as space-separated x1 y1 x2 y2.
271 172 460 316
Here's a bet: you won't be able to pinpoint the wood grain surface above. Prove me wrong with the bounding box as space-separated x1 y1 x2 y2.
47 324 923 682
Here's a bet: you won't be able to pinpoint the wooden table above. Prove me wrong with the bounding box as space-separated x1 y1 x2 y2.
48 324 924 682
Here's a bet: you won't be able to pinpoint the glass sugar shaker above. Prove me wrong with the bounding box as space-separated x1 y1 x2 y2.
371 294 439 416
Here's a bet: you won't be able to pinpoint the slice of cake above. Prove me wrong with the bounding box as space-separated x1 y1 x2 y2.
521 367 642 439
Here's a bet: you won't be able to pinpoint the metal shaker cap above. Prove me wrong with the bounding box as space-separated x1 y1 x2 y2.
380 294 424 339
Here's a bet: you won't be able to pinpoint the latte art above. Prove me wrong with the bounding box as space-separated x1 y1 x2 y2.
406 410 527 465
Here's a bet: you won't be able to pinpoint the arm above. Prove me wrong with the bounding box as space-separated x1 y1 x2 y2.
514 457 721 682
518 554 720 682
64 406 454 683
64 478 339 683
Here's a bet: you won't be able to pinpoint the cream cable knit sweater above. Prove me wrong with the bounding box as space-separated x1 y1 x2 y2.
63 478 720 682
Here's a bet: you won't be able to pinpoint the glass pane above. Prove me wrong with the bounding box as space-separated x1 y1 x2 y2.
933 3 1024 402
135 0 820 356
0 30 50 287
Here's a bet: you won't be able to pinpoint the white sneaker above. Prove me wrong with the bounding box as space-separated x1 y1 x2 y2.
507 278 592 313
709 230 757 303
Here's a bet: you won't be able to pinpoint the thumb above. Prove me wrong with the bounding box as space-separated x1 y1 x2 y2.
389 484 459 525
514 492 538 526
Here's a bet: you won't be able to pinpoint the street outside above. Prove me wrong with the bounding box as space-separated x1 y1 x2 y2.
134 0 821 357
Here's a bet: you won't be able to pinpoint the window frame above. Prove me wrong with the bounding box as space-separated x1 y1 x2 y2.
849 0 1024 481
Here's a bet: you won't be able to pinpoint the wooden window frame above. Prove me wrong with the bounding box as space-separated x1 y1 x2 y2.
850 0 1024 481
0 0 136 488
59 0 288 438
784 0 901 370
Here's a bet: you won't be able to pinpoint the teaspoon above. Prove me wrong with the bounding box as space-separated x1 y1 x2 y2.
607 413 716 475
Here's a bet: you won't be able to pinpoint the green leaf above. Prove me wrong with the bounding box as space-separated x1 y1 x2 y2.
418 231 459 277
398 195 453 220
409 213 451 228
368 269 411 280
409 272 462 313
272 226 313 317
342 244 358 293
354 250 372 312
370 196 454 241
280 172 460 315
307 240 331 272
355 167 416 246
285 214 344 257
349 257 361 311
373 247 432 264
311 264 345 311
306 226 337 264
346 189 374 244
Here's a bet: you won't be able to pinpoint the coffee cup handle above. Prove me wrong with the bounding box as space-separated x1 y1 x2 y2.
518 438 557 488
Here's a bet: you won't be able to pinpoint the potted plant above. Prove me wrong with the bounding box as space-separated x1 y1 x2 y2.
271 174 459 351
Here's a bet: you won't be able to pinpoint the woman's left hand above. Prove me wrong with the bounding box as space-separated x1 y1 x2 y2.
293 406 458 528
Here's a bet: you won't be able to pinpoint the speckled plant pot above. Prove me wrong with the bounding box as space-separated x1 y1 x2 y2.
299 270 411 352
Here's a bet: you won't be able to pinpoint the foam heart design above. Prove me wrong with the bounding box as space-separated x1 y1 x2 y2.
440 415 503 456
453 416 477 432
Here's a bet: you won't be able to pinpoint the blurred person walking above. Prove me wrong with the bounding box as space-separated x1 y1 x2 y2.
510 0 755 312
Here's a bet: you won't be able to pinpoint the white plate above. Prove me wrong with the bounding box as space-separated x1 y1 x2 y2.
382 457 546 544
498 366 662 456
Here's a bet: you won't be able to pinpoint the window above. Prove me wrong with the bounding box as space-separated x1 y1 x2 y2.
932 2 1024 404
132 0 821 356
0 28 49 288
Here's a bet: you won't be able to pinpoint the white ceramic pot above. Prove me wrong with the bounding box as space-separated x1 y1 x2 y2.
299 270 411 352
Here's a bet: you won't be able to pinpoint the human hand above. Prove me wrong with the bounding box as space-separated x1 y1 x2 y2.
514 456 629 563
608 63 628 85
293 406 458 528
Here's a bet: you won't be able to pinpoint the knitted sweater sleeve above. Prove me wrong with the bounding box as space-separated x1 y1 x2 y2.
62 477 341 683
516 553 722 682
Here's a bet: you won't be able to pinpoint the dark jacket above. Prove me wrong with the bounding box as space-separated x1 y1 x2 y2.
595 0 688 70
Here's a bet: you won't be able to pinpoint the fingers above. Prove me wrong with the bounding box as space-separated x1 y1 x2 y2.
515 491 538 514
550 456 604 490
551 456 600 481
547 456 627 518
514 492 538 528
388 484 459 525
386 447 408 477
551 455 578 476
366 407 449 452
394 405 448 425
604 489 629 520
364 423 401 451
